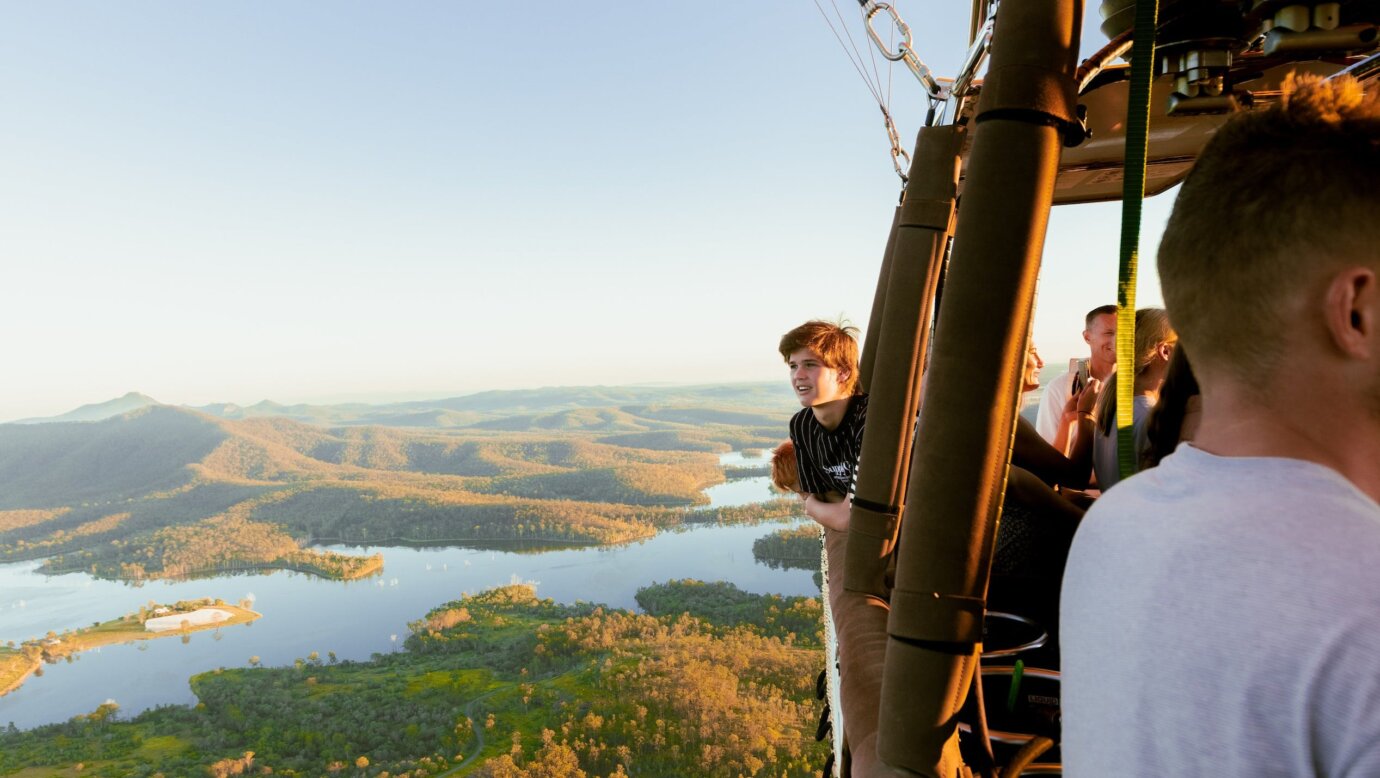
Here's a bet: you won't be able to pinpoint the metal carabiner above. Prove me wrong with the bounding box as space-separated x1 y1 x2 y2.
882 107 911 182
951 13 995 99
891 145 912 182
900 49 948 100
863 2 949 100
864 2 913 62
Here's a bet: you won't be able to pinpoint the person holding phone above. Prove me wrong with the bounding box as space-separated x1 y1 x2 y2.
1035 305 1117 447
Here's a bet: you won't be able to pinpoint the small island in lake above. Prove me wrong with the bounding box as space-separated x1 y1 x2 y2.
0 597 261 698
752 524 823 572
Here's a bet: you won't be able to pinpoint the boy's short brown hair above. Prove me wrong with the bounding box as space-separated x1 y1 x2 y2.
778 319 863 395
770 440 801 493
1157 73 1380 387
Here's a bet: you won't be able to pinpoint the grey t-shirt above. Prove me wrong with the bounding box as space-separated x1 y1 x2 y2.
1062 444 1380 776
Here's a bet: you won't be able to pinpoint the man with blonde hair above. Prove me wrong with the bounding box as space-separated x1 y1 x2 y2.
1063 74 1380 774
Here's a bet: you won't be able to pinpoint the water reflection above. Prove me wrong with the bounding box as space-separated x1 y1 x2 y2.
717 449 770 467
1 511 811 729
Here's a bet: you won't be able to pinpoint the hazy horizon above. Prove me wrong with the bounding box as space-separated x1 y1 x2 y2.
3 3 1168 423
6 362 1078 424
8 379 803 423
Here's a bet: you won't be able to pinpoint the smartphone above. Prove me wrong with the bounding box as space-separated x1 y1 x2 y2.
1069 358 1090 394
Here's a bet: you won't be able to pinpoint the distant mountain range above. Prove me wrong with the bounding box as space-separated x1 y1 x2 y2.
15 391 164 424
12 383 797 428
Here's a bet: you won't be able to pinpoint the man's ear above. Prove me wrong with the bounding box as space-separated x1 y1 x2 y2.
838 367 853 388
1324 267 1378 360
1082 330 1092 346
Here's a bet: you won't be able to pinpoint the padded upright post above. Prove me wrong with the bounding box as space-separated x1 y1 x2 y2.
868 0 1084 774
847 125 965 601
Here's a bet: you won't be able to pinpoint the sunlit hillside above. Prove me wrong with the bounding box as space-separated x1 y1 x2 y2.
0 385 796 583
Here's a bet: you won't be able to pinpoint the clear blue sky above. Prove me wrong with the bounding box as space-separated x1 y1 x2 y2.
0 2 1172 421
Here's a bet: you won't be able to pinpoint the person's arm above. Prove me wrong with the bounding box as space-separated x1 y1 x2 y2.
791 424 848 529
1052 377 1101 456
804 492 850 532
1034 372 1071 443
790 418 824 497
1005 465 1085 524
1051 388 1078 454
1014 379 1101 489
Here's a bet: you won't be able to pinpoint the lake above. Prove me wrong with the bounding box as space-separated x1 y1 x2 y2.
0 453 816 730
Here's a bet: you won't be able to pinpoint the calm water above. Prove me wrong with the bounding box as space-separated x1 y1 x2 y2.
708 448 783 505
0 453 815 730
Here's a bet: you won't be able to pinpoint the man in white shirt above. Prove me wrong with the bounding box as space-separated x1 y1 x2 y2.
1033 304 1116 444
1062 74 1380 776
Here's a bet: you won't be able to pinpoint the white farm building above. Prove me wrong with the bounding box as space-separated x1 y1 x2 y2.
144 608 233 632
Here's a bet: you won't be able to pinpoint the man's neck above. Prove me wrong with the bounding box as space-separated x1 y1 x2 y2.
1089 355 1115 382
1194 383 1380 504
810 395 853 431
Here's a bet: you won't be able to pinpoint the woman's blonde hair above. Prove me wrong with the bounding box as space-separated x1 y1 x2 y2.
1097 308 1177 436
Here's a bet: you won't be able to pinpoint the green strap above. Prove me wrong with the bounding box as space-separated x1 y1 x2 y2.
1116 0 1159 482
1006 659 1025 714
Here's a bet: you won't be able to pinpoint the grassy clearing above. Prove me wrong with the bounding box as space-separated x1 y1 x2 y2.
0 647 40 697
134 734 190 759
7 767 88 777
404 668 498 700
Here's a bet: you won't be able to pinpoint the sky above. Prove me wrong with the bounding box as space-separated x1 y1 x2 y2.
0 2 1173 422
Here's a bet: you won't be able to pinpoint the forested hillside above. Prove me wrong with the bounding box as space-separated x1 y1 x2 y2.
0 386 795 581
0 406 227 508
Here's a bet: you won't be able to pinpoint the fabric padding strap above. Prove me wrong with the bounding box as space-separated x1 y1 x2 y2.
848 502 900 541
899 197 956 232
889 589 986 644
976 63 1079 127
851 495 900 518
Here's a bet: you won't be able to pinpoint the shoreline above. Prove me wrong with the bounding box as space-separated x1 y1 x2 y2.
36 554 384 584
0 602 261 699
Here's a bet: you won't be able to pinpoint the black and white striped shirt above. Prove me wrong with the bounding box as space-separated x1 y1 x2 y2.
789 393 868 497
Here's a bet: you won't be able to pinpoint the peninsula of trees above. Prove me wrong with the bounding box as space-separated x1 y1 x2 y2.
752 524 824 572
0 582 827 777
